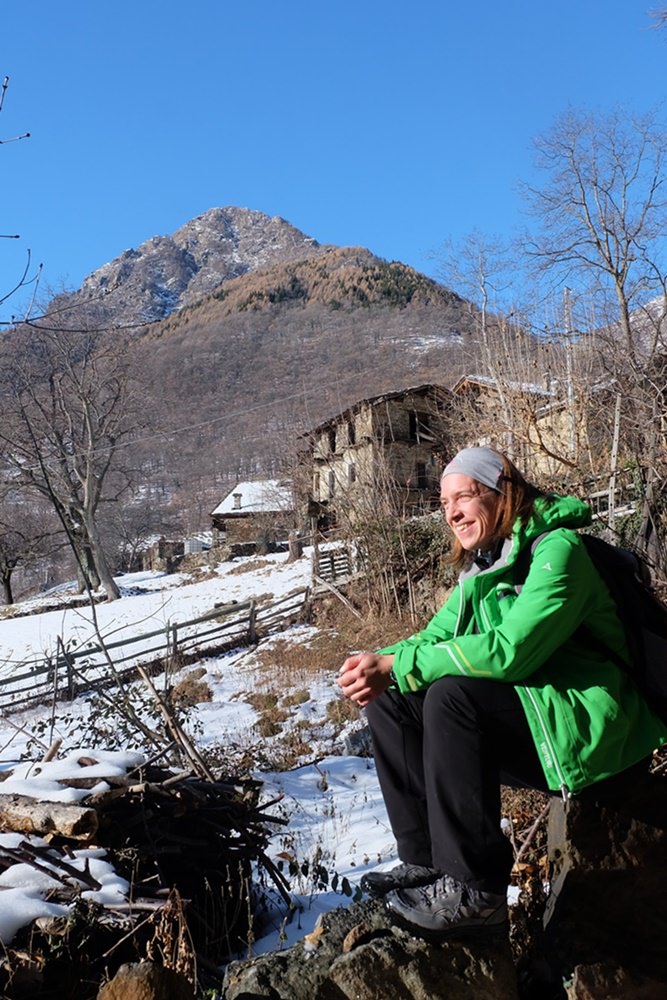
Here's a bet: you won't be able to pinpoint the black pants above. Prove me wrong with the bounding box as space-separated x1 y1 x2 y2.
365 676 645 893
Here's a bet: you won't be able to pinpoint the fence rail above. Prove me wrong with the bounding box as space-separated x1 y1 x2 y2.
313 548 355 588
0 588 310 714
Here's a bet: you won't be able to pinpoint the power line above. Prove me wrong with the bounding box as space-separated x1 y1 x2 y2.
4 361 401 476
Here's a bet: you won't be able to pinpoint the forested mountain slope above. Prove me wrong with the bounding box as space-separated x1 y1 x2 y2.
21 209 539 532
125 244 485 503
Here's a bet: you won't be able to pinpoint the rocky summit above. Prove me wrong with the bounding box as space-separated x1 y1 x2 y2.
57 206 325 325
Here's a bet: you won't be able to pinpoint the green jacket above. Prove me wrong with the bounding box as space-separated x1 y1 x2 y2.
381 495 666 794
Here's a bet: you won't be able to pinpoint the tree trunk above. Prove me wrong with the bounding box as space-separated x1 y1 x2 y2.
0 793 99 839
1 570 14 605
74 538 101 594
287 530 303 563
85 515 121 600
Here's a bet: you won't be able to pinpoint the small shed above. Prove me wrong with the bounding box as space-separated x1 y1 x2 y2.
210 480 295 544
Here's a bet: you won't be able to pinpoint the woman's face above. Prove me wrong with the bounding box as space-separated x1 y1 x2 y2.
440 473 501 551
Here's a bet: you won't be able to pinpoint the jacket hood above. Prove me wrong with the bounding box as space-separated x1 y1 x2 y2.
519 494 592 544
459 494 593 582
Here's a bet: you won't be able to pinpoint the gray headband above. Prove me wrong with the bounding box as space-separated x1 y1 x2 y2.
441 447 504 492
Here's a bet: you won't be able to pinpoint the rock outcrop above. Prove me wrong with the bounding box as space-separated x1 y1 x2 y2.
223 899 519 1000
97 962 195 999
221 774 667 1000
544 773 667 999
55 206 325 325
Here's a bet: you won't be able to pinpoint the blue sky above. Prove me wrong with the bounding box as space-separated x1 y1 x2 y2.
1 1 665 321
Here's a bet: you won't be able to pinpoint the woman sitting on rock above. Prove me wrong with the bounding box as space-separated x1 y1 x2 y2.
338 446 666 938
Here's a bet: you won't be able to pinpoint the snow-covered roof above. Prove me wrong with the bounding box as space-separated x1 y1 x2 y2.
451 373 554 397
211 479 293 516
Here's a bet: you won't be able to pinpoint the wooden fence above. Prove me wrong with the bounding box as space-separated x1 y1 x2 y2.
312 547 355 589
0 588 310 714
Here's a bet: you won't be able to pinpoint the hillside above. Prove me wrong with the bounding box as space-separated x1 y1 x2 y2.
11 207 540 545
41 212 494 517
124 244 482 507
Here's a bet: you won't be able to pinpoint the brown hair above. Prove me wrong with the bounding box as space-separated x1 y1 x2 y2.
446 449 546 570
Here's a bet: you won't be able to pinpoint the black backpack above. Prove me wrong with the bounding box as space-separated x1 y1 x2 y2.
521 532 667 726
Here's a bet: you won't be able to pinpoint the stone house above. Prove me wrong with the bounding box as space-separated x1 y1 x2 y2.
449 374 641 517
451 374 575 477
141 537 185 574
210 479 295 545
299 384 453 529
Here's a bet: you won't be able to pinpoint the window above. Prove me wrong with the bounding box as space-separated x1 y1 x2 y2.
416 462 427 490
347 421 356 445
328 471 336 498
328 429 336 453
409 411 430 441
348 463 357 483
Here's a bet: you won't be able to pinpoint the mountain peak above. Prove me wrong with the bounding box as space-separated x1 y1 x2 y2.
59 207 325 326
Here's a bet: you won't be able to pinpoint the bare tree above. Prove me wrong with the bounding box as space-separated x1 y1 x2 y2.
107 491 182 573
0 312 145 600
525 108 667 367
0 494 58 604
437 232 518 442
523 108 667 566
649 8 667 29
436 232 596 473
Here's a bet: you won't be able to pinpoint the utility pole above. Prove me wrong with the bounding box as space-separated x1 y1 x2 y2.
607 394 622 540
563 288 576 460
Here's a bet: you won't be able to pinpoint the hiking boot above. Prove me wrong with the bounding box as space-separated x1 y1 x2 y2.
360 863 441 899
385 873 508 938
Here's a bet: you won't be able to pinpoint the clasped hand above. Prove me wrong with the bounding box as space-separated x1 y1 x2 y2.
337 652 395 708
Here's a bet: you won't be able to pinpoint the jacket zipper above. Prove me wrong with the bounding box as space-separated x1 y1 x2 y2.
523 685 569 793
474 550 569 793
454 582 466 635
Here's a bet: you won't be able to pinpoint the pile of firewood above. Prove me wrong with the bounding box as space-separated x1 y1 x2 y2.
0 709 293 998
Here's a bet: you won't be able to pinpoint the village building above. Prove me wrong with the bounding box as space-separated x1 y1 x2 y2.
141 537 185 574
451 373 641 526
210 479 295 545
299 384 453 529
451 373 575 477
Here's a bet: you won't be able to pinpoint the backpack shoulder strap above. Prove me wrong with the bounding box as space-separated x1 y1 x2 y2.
513 531 550 593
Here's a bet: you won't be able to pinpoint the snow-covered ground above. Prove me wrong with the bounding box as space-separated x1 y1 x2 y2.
0 548 313 666
0 548 397 954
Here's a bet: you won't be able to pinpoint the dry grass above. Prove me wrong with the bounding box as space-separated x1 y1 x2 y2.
208 598 433 771
254 634 343 687
312 599 427 654
244 690 290 737
172 669 213 707
182 567 219 584
281 688 310 707
225 601 421 765
501 785 551 888
253 603 416 687
145 887 196 983
325 697 361 726
245 691 280 712
202 717 324 773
